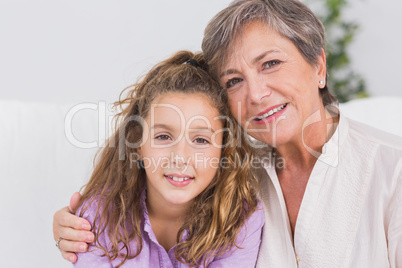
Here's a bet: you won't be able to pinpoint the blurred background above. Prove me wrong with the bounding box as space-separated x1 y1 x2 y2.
0 0 401 267
1 0 401 105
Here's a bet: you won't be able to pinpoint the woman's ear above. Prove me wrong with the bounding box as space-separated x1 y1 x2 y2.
317 48 327 87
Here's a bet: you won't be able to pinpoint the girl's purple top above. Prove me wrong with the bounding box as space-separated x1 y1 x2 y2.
73 191 264 268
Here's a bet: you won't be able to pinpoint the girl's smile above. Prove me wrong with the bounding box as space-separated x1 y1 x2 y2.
164 174 194 187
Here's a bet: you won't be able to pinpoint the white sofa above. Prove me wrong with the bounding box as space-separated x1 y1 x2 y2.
0 96 401 268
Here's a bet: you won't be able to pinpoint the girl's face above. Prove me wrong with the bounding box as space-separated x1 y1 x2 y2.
139 92 223 209
219 21 326 147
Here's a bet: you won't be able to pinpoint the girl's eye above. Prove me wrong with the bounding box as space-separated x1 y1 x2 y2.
262 60 281 70
193 137 209 144
225 78 243 89
155 134 171 140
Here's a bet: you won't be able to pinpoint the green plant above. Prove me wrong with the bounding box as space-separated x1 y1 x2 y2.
305 0 368 102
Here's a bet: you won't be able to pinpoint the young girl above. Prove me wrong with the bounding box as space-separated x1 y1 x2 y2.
73 51 264 267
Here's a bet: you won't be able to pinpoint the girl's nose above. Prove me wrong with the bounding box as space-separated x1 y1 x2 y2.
170 140 190 168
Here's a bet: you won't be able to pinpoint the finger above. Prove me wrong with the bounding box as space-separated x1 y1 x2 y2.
61 250 78 263
55 207 92 231
53 209 92 243
58 227 95 243
67 192 91 231
69 192 82 212
59 238 89 253
53 207 69 241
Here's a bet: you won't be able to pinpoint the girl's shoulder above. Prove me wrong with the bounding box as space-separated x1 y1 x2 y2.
209 203 264 266
75 195 103 223
232 202 265 245
242 202 265 234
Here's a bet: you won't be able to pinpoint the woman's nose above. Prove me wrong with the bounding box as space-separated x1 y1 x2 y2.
247 75 272 104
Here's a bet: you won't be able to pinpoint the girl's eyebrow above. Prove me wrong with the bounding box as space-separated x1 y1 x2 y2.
152 124 216 133
151 124 175 132
188 126 216 133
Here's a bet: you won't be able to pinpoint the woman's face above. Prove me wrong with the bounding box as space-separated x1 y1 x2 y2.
219 21 326 147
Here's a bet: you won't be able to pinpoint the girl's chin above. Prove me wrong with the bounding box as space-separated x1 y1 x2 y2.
164 195 194 207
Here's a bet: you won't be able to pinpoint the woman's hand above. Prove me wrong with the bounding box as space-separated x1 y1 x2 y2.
53 192 94 263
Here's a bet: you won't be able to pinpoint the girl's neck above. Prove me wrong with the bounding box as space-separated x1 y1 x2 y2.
145 191 189 223
145 190 190 252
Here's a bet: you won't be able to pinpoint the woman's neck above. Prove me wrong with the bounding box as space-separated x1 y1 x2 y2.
273 107 339 237
275 107 339 173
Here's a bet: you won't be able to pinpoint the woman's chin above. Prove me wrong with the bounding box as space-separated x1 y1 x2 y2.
249 125 297 148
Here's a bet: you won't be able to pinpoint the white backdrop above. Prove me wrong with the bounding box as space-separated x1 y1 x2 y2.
0 0 231 104
1 0 401 105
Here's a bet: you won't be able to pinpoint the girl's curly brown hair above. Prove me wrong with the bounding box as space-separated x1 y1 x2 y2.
76 50 259 267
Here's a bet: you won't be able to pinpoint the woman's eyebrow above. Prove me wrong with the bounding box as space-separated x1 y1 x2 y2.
220 49 281 77
252 49 281 65
220 68 237 78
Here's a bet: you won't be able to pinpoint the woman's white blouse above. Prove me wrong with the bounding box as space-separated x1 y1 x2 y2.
256 114 402 268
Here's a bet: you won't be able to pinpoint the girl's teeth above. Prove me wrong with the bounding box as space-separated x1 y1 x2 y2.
170 176 190 182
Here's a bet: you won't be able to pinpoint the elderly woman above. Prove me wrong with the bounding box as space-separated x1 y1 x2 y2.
54 0 402 267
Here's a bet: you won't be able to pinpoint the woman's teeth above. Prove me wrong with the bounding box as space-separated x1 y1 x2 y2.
256 104 287 121
166 176 192 182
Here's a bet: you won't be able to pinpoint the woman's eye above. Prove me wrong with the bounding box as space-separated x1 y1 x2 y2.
155 134 171 140
262 60 281 70
193 137 209 144
225 78 243 89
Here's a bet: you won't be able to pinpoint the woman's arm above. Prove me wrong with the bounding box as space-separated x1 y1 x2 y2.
208 204 265 267
388 168 402 268
72 196 112 267
53 192 94 262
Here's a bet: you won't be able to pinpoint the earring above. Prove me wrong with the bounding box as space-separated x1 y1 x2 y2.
319 80 324 86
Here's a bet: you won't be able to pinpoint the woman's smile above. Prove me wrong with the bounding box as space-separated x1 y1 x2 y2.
253 103 288 124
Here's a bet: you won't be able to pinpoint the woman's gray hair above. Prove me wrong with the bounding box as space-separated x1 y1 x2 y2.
202 0 337 106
